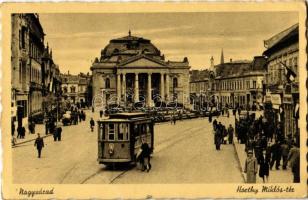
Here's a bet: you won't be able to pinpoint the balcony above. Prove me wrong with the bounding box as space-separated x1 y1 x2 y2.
30 82 42 90
20 49 28 61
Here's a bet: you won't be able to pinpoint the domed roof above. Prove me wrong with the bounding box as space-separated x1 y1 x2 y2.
100 31 161 60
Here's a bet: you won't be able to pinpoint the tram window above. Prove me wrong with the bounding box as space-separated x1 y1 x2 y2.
141 124 146 135
146 124 150 134
99 124 104 140
118 123 128 141
134 124 139 136
108 124 115 140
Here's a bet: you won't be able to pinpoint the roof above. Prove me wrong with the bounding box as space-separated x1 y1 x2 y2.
118 54 167 67
263 24 298 56
251 56 267 71
100 33 160 59
189 69 210 82
264 23 298 49
215 61 252 78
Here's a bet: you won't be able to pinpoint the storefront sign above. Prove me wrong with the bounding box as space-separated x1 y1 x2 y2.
264 95 271 102
271 94 281 105
283 94 293 104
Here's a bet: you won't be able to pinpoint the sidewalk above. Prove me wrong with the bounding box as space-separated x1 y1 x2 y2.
13 109 94 146
233 141 293 183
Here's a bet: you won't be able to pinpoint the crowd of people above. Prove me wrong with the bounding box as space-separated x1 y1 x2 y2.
213 109 300 184
212 119 234 150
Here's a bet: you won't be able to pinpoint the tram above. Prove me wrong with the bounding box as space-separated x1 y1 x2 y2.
97 112 154 166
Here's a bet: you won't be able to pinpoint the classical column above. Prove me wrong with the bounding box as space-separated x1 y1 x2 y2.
160 73 165 101
122 73 126 102
117 74 121 103
147 73 152 107
134 73 139 102
165 73 170 100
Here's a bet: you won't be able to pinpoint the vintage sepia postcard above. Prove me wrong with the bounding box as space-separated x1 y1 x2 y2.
1 2 307 199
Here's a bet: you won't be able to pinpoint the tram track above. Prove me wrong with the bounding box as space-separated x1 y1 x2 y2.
79 122 207 184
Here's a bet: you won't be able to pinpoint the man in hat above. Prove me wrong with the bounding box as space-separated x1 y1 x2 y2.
244 150 258 183
34 133 44 158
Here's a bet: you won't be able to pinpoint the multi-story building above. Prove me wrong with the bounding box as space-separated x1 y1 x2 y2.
61 72 92 107
41 44 62 114
263 23 299 138
11 14 45 126
11 13 62 126
214 57 266 109
90 31 190 108
189 56 266 110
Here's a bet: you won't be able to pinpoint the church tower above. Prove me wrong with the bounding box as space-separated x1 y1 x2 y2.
210 56 214 71
220 49 224 64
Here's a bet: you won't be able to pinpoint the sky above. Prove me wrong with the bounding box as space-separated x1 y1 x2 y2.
39 12 298 75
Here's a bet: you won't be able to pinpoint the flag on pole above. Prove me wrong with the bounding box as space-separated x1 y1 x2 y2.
280 61 297 82
49 77 53 92
294 103 299 119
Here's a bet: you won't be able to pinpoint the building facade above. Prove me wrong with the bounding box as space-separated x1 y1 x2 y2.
189 56 266 110
214 57 266 109
61 72 92 107
11 13 61 126
90 31 190 108
11 14 45 126
263 23 299 138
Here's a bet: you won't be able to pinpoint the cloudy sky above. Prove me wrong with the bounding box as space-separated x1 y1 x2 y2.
39 12 298 75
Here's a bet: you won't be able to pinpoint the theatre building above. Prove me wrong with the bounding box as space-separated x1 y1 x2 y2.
90 31 190 108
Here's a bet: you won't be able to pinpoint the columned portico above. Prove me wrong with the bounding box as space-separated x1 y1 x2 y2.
134 73 139 102
122 73 126 102
117 73 121 103
165 74 170 100
160 73 165 101
147 73 152 106
91 32 190 109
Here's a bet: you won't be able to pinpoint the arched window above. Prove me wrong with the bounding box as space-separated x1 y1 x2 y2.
173 77 178 88
113 49 119 54
105 78 110 89
70 86 75 93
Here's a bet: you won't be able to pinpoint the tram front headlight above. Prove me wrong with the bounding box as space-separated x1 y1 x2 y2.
108 143 114 155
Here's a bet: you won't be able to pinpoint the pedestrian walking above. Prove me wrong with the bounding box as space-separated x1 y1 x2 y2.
208 112 212 123
212 119 217 131
270 140 282 170
140 137 152 172
214 126 222 150
281 140 289 170
53 127 58 141
45 120 49 135
21 126 26 139
259 150 270 183
227 124 234 144
17 126 22 139
244 150 258 183
79 111 82 122
90 118 95 132
34 133 44 158
173 115 176 125
57 126 62 141
288 143 300 183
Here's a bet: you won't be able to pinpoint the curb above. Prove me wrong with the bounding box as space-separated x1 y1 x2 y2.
12 134 53 147
232 138 247 183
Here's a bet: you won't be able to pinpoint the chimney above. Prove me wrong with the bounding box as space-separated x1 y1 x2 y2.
230 58 232 63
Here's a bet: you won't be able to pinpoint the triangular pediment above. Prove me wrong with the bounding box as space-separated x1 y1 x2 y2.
119 55 166 68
